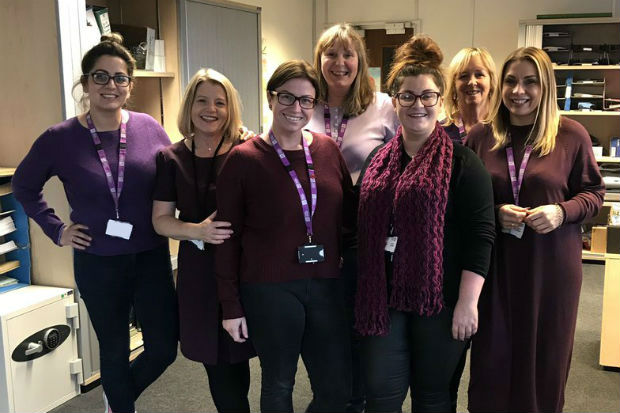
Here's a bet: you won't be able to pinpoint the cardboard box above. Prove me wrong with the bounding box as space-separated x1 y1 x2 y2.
607 226 620 253
591 226 608 253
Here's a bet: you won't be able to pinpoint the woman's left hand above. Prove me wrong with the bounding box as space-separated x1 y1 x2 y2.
239 126 256 142
523 204 564 234
452 298 478 341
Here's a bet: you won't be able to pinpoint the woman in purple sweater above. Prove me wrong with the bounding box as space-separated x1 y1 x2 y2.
216 60 353 412
12 34 177 413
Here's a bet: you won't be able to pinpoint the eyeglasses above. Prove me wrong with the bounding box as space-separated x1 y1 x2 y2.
269 91 317 109
394 91 441 107
86 71 132 87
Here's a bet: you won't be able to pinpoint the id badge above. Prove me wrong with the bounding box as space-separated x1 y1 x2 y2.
297 244 325 264
190 239 205 250
385 236 398 253
501 223 525 239
105 219 133 240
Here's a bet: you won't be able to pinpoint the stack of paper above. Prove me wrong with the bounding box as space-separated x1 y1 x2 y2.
0 275 17 287
0 216 16 237
0 240 17 255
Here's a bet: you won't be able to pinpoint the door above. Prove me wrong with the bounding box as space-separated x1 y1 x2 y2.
363 28 414 93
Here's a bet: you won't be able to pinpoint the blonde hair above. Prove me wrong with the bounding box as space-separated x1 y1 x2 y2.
490 47 560 156
386 34 445 95
444 47 498 126
313 23 374 116
177 68 242 144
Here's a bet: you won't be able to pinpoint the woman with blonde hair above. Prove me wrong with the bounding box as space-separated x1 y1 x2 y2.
355 34 495 413
152 68 255 412
466 47 604 413
443 47 498 144
308 23 399 412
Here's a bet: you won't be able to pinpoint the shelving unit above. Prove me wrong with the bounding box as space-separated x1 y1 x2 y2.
0 168 31 294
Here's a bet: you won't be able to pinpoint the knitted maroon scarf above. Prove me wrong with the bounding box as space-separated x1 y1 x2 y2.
355 122 453 336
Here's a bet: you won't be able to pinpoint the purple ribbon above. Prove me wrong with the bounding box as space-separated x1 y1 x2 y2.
86 111 127 219
323 104 349 148
268 130 317 242
506 143 532 206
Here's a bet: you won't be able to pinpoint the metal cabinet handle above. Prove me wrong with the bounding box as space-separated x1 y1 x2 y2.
25 341 43 356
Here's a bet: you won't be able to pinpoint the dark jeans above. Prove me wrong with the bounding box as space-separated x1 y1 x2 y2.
361 308 468 413
204 360 251 413
241 278 351 413
74 245 178 413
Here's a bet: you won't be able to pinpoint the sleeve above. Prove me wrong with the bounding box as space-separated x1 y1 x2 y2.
11 129 66 245
215 148 246 319
454 149 496 278
152 150 177 202
558 124 605 224
379 92 399 143
339 148 355 233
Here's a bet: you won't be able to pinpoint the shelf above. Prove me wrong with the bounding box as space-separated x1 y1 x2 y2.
606 193 620 202
597 156 620 163
554 65 620 71
560 110 620 117
133 70 175 78
582 250 606 261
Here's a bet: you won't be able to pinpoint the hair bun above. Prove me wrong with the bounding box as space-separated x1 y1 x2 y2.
394 35 443 69
100 32 124 45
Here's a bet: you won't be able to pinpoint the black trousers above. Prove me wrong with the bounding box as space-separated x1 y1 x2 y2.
361 308 468 413
74 245 178 413
241 278 351 413
204 360 251 413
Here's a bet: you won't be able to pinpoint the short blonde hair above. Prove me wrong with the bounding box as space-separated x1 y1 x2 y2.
490 47 560 156
313 23 374 116
177 68 242 143
444 47 498 126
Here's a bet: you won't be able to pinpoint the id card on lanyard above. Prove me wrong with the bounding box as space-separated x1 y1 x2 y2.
323 105 349 148
86 111 133 240
503 139 533 239
268 130 325 264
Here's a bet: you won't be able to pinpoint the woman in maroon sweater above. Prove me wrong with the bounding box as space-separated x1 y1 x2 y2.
216 60 353 412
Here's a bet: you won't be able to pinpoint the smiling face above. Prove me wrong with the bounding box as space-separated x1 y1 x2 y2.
83 55 132 113
393 74 443 139
190 81 228 139
320 40 359 94
502 59 541 126
455 55 491 109
269 77 316 136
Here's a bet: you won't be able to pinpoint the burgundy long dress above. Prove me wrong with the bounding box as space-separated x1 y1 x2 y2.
153 140 255 365
466 118 604 413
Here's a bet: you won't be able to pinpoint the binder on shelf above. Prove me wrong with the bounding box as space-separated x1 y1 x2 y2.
93 7 111 35
153 40 166 73
563 73 573 111
85 7 102 51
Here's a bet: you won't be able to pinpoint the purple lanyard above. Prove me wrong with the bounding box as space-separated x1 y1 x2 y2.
86 112 127 219
268 130 317 242
323 104 349 148
506 144 533 206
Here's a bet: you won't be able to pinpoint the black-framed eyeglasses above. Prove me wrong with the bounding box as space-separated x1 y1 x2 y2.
85 71 132 87
394 91 441 107
269 91 317 109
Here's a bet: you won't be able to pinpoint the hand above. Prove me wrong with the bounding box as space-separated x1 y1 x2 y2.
222 317 248 343
524 204 564 234
497 204 528 231
192 211 233 244
239 126 256 142
59 223 92 250
452 298 478 341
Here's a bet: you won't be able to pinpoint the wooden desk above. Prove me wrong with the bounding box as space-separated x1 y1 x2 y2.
600 254 620 368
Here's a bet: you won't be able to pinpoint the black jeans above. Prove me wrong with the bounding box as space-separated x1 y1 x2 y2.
361 308 467 413
241 278 351 413
204 360 251 413
74 245 178 413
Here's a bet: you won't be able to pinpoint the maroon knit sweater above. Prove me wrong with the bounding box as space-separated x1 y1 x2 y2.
215 133 353 319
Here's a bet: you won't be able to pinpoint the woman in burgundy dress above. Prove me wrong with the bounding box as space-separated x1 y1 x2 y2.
152 68 255 413
466 47 604 413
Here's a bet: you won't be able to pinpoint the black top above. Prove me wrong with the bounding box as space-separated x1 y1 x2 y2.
357 143 496 306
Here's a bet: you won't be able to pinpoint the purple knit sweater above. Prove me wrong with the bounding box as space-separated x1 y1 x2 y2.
12 112 170 256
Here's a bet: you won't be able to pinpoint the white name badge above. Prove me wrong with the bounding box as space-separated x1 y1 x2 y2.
105 219 133 240
501 222 525 239
190 239 205 250
385 236 398 253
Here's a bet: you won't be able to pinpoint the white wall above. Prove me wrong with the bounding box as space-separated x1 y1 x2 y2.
318 0 618 69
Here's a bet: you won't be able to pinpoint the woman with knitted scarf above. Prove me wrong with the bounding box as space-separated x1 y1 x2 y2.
355 35 496 413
